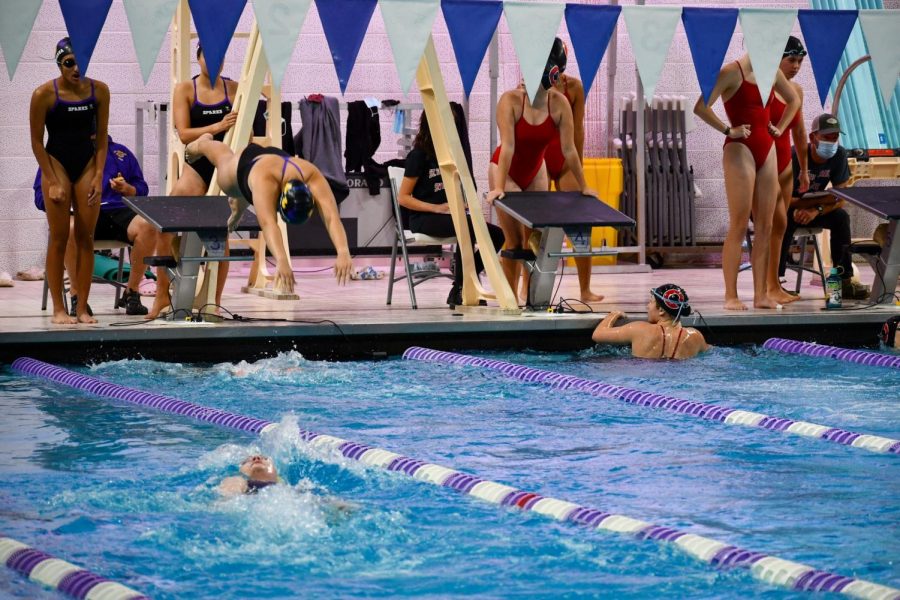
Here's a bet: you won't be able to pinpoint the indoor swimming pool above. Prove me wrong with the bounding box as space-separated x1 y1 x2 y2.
1 345 898 598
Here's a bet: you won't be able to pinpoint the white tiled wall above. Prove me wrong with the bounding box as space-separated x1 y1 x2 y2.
0 0 895 274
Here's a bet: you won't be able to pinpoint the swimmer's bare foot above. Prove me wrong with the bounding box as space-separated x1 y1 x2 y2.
145 295 171 320
768 289 799 305
227 198 246 232
724 298 748 311
580 290 605 303
52 310 77 325
76 311 98 324
184 132 212 164
753 296 779 309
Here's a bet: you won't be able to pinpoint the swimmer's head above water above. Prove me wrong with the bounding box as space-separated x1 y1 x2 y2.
649 284 692 323
219 454 281 496
881 315 900 349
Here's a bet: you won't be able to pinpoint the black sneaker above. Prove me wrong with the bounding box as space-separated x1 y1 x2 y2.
118 289 148 315
841 279 870 301
69 295 93 318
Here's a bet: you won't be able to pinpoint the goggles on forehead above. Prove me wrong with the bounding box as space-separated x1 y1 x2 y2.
783 48 807 57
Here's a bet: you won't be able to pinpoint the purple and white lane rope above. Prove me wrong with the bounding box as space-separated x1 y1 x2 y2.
0 535 146 600
10 357 900 599
402 347 900 455
763 338 900 370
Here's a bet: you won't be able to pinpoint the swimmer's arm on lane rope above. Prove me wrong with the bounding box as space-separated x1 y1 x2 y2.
487 91 518 203
306 166 352 285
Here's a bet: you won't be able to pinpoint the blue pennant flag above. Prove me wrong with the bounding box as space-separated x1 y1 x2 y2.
442 0 502 97
564 4 620 99
188 0 246 84
682 7 738 104
58 0 113 74
798 9 858 106
316 0 377 94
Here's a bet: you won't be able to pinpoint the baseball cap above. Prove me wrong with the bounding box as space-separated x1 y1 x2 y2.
811 113 843 135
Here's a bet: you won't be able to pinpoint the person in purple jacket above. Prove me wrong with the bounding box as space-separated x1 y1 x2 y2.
35 137 166 316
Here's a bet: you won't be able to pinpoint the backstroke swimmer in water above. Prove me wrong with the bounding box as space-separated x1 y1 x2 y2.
184 133 352 293
591 284 709 360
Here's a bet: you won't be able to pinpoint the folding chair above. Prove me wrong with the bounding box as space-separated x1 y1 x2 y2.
385 166 455 309
41 240 130 312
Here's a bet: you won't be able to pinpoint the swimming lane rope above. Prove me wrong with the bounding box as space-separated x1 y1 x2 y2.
10 356 900 599
0 535 146 600
402 347 900 455
763 338 900 370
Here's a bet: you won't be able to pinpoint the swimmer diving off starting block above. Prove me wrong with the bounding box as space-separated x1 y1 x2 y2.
126 135 353 316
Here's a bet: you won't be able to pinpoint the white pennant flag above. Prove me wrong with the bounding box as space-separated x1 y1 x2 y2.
858 10 900 105
504 1 565 101
0 0 42 79
621 6 681 101
252 0 312 90
739 8 797 106
380 0 440 94
123 0 179 84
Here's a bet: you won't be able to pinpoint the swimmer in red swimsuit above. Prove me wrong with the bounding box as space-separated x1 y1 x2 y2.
488 39 597 300
766 36 810 305
591 283 709 360
694 54 799 311
29 38 111 325
543 70 603 303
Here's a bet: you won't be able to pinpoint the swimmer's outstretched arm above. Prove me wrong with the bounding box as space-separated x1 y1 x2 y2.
252 175 296 293
306 167 352 285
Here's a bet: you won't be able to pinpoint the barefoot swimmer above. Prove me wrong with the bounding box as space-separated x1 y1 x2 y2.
184 134 352 293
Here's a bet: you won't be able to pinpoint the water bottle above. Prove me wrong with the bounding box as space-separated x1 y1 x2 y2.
825 267 842 309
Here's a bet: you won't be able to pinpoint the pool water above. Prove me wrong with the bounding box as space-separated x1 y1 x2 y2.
1 346 898 598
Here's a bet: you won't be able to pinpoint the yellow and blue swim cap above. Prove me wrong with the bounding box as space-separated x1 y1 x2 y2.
279 179 315 225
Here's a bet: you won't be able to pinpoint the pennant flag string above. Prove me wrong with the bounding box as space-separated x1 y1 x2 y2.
123 0 180 84
739 8 797 106
0 0 42 80
59 0 114 75
316 0 377 94
504 0 566 102
380 0 440 94
252 0 313 90
682 7 738 105
442 0 502 98
564 4 621 99
621 5 681 102
188 0 247 85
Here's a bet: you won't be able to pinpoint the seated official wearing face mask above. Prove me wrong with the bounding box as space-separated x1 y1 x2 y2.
777 113 870 300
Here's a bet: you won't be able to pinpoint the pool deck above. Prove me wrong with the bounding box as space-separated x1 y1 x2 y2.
1 261 897 363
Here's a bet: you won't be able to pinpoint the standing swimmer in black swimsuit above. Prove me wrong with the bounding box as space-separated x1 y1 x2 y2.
147 45 240 319
29 38 110 325
185 133 352 292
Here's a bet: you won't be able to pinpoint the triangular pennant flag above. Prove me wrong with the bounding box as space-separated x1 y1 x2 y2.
621 6 681 101
59 0 113 74
188 0 246 84
252 0 312 90
380 0 440 94
682 7 738 105
858 9 900 105
739 8 797 106
123 0 179 84
0 0 42 79
564 4 620 99
504 1 565 101
442 0 502 97
316 0 377 94
798 9 857 106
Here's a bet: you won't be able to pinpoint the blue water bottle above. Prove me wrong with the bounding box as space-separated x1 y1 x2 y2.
825 267 842 309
